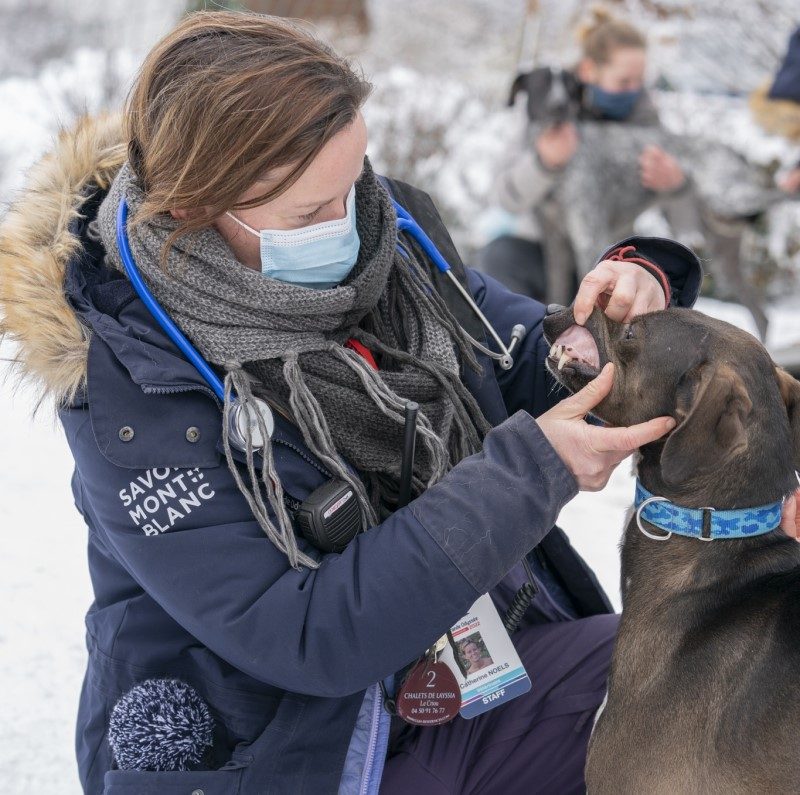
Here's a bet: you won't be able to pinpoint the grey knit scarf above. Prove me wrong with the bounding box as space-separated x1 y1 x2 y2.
97 159 491 568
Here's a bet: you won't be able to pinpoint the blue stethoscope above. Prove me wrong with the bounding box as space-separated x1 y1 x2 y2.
115 197 526 451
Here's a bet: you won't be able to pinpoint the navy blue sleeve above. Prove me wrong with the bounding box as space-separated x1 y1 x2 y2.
67 407 577 699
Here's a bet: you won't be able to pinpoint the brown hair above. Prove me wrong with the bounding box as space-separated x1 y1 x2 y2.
126 11 372 258
577 7 647 65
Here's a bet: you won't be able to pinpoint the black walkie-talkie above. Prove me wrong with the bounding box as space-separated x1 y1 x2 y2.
294 479 361 553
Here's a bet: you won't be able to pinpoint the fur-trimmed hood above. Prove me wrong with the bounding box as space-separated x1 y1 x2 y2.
0 114 126 407
749 82 800 144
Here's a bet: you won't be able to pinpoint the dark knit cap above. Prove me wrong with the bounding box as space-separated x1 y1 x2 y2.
769 27 800 104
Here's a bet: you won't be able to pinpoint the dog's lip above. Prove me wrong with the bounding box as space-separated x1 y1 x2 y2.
549 356 601 381
561 359 601 379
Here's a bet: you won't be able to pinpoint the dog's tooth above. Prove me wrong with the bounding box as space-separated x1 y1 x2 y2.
549 343 557 358
557 352 570 370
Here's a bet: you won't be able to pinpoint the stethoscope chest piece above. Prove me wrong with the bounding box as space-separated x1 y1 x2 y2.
227 397 275 452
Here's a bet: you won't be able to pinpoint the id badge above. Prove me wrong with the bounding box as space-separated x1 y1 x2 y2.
439 593 531 719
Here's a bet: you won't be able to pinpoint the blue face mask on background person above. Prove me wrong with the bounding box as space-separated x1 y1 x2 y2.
226 185 360 289
586 85 642 120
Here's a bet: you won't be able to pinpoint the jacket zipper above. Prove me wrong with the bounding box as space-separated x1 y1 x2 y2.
359 683 387 795
532 571 572 620
271 438 333 479
141 382 221 407
531 550 574 621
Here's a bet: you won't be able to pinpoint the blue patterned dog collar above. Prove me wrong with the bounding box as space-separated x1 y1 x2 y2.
634 480 782 541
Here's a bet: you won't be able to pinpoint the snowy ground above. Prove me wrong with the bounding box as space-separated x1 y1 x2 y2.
0 367 92 795
1 295 798 792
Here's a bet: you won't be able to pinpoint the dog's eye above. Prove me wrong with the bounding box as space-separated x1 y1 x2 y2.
623 324 636 341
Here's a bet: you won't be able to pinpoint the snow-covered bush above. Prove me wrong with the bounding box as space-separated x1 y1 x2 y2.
364 66 515 258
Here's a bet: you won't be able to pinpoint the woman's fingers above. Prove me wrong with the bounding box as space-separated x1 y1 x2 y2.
572 417 677 491
623 276 664 321
536 365 617 491
573 262 617 325
591 415 677 454
552 363 615 419
601 271 638 322
624 295 651 322
575 260 664 325
537 358 678 492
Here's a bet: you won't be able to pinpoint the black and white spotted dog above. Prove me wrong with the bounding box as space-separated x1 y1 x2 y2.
510 67 784 338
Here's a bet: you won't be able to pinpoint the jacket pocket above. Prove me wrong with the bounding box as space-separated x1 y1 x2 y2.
103 766 245 794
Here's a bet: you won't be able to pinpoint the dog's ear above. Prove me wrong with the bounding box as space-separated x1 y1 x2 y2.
507 72 526 107
661 363 753 486
775 367 800 470
508 68 552 120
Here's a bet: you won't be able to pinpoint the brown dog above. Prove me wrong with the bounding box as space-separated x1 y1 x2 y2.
543 305 800 794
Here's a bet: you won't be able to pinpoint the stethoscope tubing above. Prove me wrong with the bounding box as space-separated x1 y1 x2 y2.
116 200 228 404
391 199 520 369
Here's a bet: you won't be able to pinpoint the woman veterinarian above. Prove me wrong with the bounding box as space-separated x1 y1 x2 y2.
0 12 704 795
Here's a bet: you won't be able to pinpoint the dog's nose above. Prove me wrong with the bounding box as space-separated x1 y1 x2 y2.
546 303 566 316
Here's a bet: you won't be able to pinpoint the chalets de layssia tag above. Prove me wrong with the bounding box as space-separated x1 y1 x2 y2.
395 655 462 726
439 593 531 719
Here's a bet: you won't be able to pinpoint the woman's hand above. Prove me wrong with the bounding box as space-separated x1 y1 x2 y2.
778 167 800 194
780 489 800 540
639 145 686 193
537 363 676 491
535 123 579 171
573 259 666 325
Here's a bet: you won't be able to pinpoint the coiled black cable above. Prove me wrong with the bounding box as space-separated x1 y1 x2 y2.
503 558 539 635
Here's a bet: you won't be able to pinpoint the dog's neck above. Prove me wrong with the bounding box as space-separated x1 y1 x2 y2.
618 440 799 610
636 439 794 510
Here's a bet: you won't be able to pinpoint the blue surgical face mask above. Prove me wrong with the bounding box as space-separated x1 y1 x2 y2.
226 185 360 289
586 85 642 120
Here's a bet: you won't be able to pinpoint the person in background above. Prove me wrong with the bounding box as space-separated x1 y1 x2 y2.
479 8 690 301
750 26 800 194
